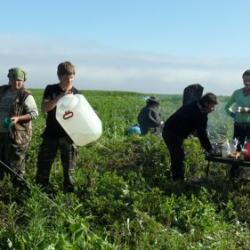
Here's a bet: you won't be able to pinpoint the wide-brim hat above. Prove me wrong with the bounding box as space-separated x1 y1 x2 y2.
146 96 160 104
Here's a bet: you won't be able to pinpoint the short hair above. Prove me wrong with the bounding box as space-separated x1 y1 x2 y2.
200 93 218 106
57 61 75 77
242 70 250 78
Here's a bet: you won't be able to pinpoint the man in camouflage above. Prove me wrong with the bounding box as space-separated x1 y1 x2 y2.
0 68 38 188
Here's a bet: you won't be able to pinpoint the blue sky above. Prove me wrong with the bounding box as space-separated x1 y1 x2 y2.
1 0 250 95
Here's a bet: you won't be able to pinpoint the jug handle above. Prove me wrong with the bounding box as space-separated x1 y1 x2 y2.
63 111 74 120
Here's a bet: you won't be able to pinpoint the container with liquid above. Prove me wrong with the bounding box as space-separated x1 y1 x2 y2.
56 94 102 146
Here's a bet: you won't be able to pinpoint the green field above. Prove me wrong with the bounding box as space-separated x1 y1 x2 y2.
1 90 250 249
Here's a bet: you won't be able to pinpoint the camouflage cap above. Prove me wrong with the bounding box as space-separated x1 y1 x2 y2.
7 68 27 82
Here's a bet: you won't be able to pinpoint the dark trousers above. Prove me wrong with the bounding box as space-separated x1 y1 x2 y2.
162 129 185 181
0 132 28 187
140 125 163 136
230 123 250 177
36 137 76 188
233 123 250 150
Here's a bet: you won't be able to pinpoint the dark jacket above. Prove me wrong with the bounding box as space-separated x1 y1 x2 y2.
137 105 162 135
163 101 212 152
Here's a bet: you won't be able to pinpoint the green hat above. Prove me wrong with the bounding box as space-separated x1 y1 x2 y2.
7 68 27 82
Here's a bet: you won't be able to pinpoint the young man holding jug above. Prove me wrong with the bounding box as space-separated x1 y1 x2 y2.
36 61 79 192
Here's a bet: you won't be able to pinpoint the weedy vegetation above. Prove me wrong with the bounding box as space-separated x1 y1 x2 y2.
1 90 250 249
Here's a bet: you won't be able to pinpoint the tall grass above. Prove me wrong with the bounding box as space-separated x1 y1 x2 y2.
1 90 250 249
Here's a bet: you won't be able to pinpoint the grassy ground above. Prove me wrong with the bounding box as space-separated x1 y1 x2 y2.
1 90 250 249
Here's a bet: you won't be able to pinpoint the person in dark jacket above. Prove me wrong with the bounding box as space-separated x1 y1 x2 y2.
137 96 163 135
162 93 218 181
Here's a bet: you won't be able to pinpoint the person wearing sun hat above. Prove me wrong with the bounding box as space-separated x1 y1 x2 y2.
137 96 164 135
0 67 38 189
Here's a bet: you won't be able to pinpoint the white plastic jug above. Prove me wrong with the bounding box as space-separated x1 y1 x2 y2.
221 139 230 158
56 94 102 146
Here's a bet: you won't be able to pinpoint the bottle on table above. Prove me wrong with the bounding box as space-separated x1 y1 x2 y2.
222 139 231 158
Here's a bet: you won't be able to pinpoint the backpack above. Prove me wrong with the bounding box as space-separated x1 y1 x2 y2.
182 84 204 105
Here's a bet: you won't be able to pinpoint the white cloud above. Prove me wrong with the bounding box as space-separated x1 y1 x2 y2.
0 34 248 95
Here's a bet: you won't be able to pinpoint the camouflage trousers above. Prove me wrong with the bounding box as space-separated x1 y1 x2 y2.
36 136 77 190
0 132 29 186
